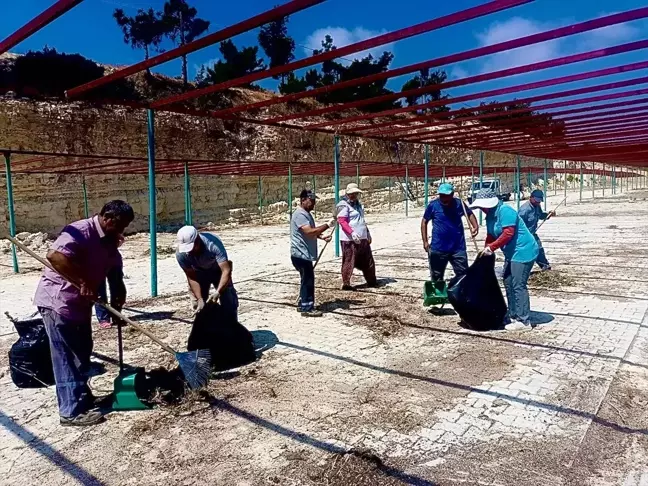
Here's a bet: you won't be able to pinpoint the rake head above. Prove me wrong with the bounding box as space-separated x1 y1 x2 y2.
176 349 212 389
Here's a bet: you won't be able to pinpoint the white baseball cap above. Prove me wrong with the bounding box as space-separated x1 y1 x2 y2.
177 225 199 253
345 183 363 195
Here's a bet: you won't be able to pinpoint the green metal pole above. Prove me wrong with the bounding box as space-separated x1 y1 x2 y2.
424 145 429 207
147 109 158 297
311 175 316 219
516 155 521 211
82 176 89 219
579 162 583 202
356 163 360 186
479 152 484 225
257 176 263 225
388 176 392 211
334 136 340 258
288 164 293 222
405 164 409 217
4 152 18 273
442 165 446 183
184 161 192 226
543 159 548 212
603 164 606 196
563 160 567 206
592 163 595 199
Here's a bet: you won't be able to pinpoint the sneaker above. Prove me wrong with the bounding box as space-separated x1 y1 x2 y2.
341 284 354 291
60 410 105 427
302 310 323 317
98 321 112 329
504 320 531 331
540 266 552 272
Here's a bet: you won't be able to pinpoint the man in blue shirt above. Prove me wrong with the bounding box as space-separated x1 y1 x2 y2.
176 226 239 321
421 183 479 287
518 189 554 270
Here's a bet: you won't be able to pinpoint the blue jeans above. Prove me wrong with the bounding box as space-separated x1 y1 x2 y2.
40 308 93 418
534 235 550 269
94 281 110 323
503 260 534 324
428 249 469 283
291 256 315 312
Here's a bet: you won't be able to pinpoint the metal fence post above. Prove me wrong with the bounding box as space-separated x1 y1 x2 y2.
405 164 409 217
4 152 18 273
334 135 340 258
82 175 89 219
424 145 429 207
516 155 521 211
147 109 158 297
184 161 192 226
543 159 548 212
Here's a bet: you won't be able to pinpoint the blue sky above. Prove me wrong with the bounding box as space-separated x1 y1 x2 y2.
3 0 648 108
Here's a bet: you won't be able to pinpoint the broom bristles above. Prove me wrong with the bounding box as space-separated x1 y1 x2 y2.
177 349 212 389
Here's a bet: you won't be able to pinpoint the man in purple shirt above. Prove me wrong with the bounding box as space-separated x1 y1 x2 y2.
34 200 134 426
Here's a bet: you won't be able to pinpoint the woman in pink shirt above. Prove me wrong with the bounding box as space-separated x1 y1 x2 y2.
336 183 377 290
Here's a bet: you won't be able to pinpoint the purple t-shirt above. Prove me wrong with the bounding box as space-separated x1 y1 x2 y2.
33 216 123 321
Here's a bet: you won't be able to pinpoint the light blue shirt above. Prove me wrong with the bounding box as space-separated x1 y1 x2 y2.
518 201 549 234
486 203 538 263
176 233 228 272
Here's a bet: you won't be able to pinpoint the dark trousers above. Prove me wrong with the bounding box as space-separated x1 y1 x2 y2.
94 281 110 323
189 271 239 321
428 249 469 283
40 308 93 418
341 240 377 286
534 234 551 269
291 256 315 312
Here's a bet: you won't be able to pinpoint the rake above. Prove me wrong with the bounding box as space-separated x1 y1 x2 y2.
7 235 211 390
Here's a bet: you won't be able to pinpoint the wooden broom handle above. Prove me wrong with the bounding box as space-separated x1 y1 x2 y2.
6 235 177 355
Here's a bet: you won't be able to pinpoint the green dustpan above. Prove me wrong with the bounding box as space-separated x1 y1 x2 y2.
111 320 149 411
423 280 449 307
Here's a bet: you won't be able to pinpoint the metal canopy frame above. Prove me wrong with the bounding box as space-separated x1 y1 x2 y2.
4 0 648 287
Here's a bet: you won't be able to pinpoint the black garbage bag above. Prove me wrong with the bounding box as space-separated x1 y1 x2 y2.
187 303 256 371
7 312 55 388
447 254 507 331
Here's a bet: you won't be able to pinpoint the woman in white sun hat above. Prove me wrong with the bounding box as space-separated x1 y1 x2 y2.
470 188 538 331
336 183 377 290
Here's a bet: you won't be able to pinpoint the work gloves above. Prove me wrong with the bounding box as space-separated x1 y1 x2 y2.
351 233 361 244
327 218 337 228
206 291 221 304
193 299 205 317
479 246 494 257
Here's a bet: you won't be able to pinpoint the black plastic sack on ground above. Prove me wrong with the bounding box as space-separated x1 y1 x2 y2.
447 254 507 331
7 313 55 388
187 303 256 371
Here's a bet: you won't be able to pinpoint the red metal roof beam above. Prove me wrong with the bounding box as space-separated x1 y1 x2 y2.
149 0 533 109
65 0 325 98
0 0 84 55
208 7 648 120
306 59 648 130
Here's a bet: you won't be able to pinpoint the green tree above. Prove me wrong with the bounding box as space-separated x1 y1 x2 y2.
258 15 295 83
113 8 166 62
400 68 449 112
203 40 265 85
296 35 399 111
279 71 308 94
162 0 210 86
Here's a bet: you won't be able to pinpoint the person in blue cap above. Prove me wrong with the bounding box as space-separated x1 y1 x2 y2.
518 189 555 271
470 188 538 331
421 182 479 292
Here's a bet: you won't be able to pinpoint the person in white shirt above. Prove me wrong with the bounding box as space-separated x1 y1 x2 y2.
336 183 377 290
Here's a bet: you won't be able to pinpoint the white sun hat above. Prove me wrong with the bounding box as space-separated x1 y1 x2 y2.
345 183 363 195
469 188 500 209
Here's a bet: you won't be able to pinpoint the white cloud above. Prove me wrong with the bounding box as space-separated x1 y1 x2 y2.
579 13 641 49
303 27 394 64
476 17 561 73
449 65 469 79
